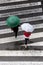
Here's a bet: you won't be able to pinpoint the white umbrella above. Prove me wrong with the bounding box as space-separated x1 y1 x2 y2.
21 23 34 32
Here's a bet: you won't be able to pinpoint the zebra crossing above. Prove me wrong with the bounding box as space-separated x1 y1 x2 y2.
0 62 43 65
0 0 43 59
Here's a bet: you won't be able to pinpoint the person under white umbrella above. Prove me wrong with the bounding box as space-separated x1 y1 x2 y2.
21 23 35 48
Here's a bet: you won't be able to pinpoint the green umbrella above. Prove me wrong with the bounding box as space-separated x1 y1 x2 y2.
6 16 20 28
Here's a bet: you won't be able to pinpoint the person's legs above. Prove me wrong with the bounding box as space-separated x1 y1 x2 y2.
25 38 28 45
25 38 28 48
24 38 33 48
14 29 18 38
11 25 19 38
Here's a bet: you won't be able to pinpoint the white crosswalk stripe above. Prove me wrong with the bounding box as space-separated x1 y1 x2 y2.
0 0 26 4
0 8 42 17
0 32 43 44
0 2 41 10
0 50 43 56
0 16 43 26
21 42 43 46
0 62 43 65
0 23 43 34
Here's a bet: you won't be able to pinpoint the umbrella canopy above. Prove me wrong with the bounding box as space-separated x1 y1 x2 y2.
6 15 20 28
21 23 34 32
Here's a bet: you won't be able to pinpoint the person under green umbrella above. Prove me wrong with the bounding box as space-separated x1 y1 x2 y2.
6 15 20 38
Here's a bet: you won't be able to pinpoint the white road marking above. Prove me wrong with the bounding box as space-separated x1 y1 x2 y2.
0 15 43 26
0 23 43 34
0 8 42 18
21 42 43 46
0 50 43 56
0 2 41 10
0 32 43 44
21 16 43 23
0 62 43 65
0 0 26 4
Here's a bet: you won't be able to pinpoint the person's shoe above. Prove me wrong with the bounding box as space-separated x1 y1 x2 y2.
25 44 27 48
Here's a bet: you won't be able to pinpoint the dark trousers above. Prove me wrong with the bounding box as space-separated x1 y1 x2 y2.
25 38 29 45
11 26 19 38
